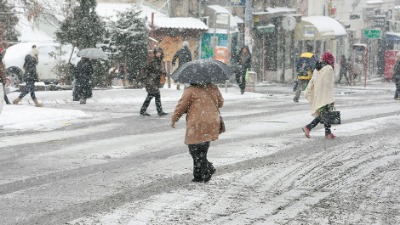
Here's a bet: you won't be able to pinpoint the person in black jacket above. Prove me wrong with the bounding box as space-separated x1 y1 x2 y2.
139 47 168 116
0 49 10 105
234 46 251 94
74 57 93 104
338 55 350 85
172 41 192 67
12 53 42 107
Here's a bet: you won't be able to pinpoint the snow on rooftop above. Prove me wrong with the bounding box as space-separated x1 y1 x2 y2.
233 16 244 24
97 3 208 30
302 16 346 37
265 7 296 13
367 0 384 4
207 5 231 14
206 5 239 29
153 17 208 30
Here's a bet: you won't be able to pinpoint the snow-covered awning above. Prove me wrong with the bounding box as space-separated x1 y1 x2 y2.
295 16 346 40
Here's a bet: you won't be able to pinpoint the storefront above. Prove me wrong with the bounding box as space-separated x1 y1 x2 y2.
295 16 346 62
252 7 300 82
200 5 240 64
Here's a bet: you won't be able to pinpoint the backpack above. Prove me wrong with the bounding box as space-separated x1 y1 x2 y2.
297 59 310 76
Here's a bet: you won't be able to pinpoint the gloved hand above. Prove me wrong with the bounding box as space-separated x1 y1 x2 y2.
170 121 175 128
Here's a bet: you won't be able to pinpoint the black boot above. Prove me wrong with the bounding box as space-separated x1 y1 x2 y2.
140 112 151 116
158 112 168 116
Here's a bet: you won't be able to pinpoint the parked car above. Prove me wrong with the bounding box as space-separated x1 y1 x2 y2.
3 42 79 86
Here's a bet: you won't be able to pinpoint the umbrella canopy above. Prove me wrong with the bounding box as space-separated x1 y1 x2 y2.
77 48 108 60
171 59 232 84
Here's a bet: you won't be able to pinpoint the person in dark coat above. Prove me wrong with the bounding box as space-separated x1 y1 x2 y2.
74 57 93 104
392 52 400 100
172 41 192 67
0 48 10 105
294 45 317 102
0 50 7 111
338 55 350 85
12 53 42 107
139 47 168 116
234 45 251 94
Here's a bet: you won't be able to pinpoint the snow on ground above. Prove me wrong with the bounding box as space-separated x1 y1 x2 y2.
1 81 400 224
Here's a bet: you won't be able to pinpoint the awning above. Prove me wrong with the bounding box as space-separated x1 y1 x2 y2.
295 16 346 40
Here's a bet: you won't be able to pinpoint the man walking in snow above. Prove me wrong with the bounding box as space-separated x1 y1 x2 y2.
293 45 317 102
12 51 43 107
172 41 192 68
139 47 168 116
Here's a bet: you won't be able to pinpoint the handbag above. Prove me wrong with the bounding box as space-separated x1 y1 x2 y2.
219 116 226 134
320 111 341 124
204 88 225 134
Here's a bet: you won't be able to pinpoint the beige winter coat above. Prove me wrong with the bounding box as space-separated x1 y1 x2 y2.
304 65 335 117
171 84 224 145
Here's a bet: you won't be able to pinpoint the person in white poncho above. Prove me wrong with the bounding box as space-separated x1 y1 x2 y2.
302 52 336 139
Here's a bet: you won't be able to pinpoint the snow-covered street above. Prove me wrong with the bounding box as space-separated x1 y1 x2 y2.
1 81 399 224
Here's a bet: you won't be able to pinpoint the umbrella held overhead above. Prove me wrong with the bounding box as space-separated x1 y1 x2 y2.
171 59 232 84
77 48 108 60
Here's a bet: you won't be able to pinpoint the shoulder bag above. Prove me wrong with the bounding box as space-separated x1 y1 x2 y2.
204 88 225 134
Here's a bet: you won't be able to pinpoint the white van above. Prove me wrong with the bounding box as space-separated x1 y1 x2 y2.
3 42 79 86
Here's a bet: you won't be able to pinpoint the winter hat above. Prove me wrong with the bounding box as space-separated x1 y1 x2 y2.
153 47 164 60
182 41 189 47
321 52 335 69
0 47 5 59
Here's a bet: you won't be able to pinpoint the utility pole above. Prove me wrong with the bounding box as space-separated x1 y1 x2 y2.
244 0 252 49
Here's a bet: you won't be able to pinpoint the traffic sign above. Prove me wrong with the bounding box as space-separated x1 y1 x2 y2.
363 29 382 39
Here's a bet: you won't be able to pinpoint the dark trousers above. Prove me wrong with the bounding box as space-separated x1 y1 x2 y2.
395 82 400 99
306 116 332 135
140 92 163 114
18 80 36 100
294 79 308 102
338 69 350 84
235 70 246 91
3 84 10 104
188 142 213 180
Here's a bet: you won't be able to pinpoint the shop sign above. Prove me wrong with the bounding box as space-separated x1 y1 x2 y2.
304 25 315 38
363 29 382 39
231 0 245 6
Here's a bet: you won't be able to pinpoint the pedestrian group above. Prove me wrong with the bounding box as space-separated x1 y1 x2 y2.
3 42 399 184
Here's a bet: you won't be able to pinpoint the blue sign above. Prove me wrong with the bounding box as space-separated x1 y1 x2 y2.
231 0 245 6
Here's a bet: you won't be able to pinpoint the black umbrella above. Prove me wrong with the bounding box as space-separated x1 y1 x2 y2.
171 59 232 84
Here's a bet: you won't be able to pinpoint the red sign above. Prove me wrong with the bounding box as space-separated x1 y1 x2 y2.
384 50 399 79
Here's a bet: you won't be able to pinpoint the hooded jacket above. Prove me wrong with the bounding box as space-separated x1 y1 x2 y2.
143 47 165 94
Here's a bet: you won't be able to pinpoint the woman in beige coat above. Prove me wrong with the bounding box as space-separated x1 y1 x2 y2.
302 52 336 139
171 83 224 182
